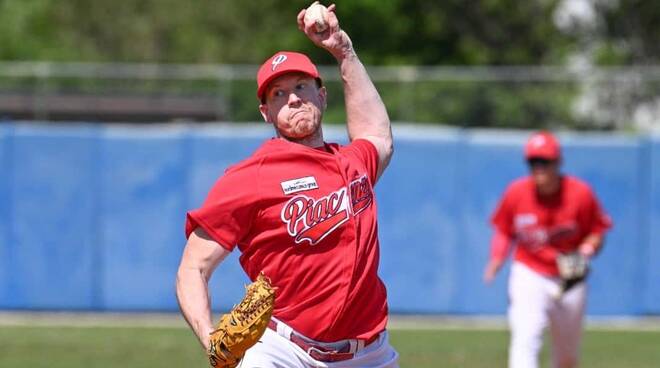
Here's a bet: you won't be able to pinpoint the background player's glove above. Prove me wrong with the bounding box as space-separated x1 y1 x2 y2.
207 273 276 368
555 252 589 297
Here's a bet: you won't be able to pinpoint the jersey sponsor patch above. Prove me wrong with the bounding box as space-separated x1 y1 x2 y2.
281 176 319 195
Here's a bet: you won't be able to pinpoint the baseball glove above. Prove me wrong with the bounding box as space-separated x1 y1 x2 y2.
207 273 276 368
555 252 589 296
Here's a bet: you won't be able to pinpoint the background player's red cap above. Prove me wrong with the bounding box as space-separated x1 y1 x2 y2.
257 51 321 101
524 131 561 160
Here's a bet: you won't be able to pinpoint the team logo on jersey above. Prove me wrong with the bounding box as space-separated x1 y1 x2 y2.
281 188 350 245
281 176 319 195
280 174 373 245
515 216 579 252
349 175 372 215
547 222 578 243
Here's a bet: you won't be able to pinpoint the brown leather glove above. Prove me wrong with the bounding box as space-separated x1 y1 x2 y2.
207 273 276 367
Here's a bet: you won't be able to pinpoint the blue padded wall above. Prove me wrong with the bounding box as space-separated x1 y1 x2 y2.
0 123 657 316
98 127 189 310
0 125 12 306
1 124 98 309
645 137 660 313
453 132 530 314
377 129 464 313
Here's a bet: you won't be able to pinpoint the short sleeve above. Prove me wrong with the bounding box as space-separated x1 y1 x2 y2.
342 139 379 184
184 166 258 251
491 186 516 236
584 189 612 235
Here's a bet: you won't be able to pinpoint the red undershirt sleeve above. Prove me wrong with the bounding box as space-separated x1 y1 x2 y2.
491 185 515 237
490 229 512 262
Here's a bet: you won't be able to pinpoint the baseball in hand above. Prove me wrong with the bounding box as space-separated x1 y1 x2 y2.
304 1 329 33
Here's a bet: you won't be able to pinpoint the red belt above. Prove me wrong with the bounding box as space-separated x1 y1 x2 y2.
267 319 380 362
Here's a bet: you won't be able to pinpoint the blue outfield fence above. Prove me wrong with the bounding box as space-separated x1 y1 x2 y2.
0 122 658 316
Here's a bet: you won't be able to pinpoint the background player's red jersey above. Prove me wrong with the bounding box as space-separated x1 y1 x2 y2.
491 175 612 276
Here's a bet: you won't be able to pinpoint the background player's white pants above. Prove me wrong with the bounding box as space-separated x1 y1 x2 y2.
240 328 399 368
508 262 586 368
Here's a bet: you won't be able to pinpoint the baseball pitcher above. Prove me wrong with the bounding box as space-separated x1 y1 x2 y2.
176 2 399 367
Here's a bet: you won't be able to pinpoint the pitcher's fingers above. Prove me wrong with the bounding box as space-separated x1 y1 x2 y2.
326 7 339 32
296 9 306 31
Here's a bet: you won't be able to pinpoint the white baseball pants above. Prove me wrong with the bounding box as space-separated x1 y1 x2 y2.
239 327 399 368
508 261 587 368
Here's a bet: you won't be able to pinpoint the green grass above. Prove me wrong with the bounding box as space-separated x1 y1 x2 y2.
391 329 660 368
1 326 659 367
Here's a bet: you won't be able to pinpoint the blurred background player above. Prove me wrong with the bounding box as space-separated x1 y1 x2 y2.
175 3 399 367
483 131 612 368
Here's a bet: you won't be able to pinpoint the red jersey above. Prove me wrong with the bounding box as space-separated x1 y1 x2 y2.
491 175 612 276
185 138 387 342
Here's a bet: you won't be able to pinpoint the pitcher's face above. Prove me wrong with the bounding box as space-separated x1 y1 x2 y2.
259 73 326 140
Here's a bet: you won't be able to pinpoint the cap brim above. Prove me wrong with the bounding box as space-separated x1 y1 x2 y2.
526 152 560 160
258 70 319 101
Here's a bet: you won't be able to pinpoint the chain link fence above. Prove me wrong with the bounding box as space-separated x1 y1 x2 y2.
0 62 658 131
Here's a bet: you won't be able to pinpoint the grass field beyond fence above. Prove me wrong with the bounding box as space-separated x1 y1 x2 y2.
2 326 660 367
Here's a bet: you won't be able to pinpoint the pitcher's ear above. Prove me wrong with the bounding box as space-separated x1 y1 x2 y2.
259 104 271 124
319 86 327 110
